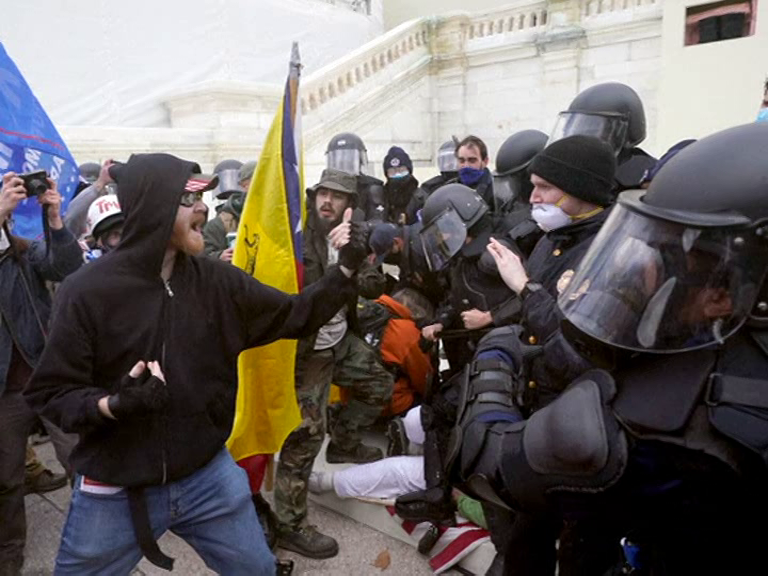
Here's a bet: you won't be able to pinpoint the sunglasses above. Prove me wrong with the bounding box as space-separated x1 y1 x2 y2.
179 190 205 207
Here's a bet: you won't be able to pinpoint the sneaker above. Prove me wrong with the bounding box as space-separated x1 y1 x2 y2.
326 441 383 464
24 469 67 495
386 417 409 457
308 471 334 494
277 524 339 559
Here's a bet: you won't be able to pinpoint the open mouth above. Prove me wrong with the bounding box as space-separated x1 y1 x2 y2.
191 220 204 234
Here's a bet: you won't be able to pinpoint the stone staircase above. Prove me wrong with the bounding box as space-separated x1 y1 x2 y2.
62 0 664 180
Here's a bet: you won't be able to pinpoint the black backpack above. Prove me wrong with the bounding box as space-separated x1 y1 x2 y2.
356 297 398 353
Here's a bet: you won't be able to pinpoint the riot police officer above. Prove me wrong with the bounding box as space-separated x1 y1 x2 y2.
493 129 548 214
439 123 768 575
550 82 656 191
418 183 521 373
212 158 244 201
493 129 548 257
397 135 617 574
418 140 460 197
325 132 385 222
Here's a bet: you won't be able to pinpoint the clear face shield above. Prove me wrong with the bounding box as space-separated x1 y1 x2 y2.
492 173 523 213
549 111 630 156
214 169 244 199
419 207 468 272
438 147 459 173
326 149 368 176
558 201 767 353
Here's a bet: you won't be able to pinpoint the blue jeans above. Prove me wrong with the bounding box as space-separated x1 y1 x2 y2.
55 448 275 575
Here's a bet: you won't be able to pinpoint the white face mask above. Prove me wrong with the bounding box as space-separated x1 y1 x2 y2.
531 203 572 232
0 228 9 252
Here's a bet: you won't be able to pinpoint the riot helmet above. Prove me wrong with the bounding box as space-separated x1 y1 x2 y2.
78 162 101 184
493 129 548 208
550 83 646 155
559 123 768 354
213 159 244 200
437 140 459 176
326 132 369 176
419 183 489 271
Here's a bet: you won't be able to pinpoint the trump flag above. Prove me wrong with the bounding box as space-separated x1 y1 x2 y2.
0 42 79 239
227 43 305 461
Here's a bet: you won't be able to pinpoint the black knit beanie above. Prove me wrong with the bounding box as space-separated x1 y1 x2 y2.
383 146 413 175
529 135 617 206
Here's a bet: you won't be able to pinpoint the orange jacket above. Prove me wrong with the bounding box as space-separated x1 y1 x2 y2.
377 294 433 417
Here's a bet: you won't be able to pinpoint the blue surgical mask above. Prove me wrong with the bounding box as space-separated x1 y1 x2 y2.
757 107 768 123
458 167 485 186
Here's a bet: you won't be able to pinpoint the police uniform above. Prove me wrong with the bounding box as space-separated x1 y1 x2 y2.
439 124 768 574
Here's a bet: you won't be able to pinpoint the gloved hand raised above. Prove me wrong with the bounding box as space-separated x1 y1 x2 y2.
107 360 169 420
329 207 369 272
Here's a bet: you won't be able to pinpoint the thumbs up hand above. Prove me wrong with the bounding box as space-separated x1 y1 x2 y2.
330 207 369 274
328 207 353 249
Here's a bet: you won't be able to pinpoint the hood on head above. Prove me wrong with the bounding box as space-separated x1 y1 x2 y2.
109 153 203 275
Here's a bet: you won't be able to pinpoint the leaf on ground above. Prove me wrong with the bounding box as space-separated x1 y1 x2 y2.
373 548 391 570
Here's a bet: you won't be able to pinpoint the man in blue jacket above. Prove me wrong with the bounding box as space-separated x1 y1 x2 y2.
0 172 83 576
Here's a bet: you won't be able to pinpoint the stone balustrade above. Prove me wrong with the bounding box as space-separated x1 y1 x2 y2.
300 18 432 116
465 2 549 40
582 0 659 19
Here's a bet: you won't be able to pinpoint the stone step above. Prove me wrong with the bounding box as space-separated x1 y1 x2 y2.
303 433 496 575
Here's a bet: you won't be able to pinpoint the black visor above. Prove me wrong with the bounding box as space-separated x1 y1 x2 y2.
549 111 629 155
419 207 468 271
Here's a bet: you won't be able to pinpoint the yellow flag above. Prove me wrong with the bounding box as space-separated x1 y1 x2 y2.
227 43 304 459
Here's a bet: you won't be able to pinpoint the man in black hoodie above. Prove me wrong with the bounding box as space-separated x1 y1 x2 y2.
24 153 366 575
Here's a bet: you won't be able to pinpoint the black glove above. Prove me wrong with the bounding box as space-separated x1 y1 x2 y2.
338 220 369 271
107 370 169 420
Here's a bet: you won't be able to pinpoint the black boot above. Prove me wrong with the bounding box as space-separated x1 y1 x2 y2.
395 487 456 526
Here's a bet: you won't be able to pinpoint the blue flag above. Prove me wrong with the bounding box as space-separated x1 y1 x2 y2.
0 42 79 239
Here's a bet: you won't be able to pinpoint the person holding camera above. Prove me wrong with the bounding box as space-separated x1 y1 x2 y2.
0 171 83 576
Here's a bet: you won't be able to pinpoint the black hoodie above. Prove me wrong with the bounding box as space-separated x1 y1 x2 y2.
25 153 356 487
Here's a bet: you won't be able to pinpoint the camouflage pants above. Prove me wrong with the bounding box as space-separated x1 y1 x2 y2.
274 331 393 529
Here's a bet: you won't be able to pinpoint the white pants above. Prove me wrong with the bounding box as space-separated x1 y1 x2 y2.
333 455 425 499
333 406 427 499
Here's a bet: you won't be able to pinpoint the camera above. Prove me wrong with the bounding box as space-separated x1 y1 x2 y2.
19 170 49 197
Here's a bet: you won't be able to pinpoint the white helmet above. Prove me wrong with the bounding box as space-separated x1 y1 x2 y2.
85 195 123 239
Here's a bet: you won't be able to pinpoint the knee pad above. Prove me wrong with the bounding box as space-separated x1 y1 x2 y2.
501 370 628 510
455 370 628 513
444 357 523 477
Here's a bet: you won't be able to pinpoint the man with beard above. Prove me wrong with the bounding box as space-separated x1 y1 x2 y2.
274 168 393 560
381 146 424 225
24 154 367 575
